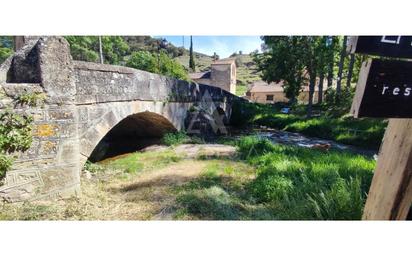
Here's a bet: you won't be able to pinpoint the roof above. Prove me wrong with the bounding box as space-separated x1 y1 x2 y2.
249 82 284 93
248 80 325 93
189 71 211 80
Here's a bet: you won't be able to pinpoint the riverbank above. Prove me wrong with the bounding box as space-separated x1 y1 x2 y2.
0 137 376 220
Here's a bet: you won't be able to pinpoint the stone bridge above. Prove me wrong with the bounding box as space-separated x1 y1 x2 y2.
0 37 240 202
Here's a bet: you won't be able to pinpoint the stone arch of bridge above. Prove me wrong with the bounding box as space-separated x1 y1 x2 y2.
80 109 178 163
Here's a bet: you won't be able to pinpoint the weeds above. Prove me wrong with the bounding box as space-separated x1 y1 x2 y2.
236 136 375 220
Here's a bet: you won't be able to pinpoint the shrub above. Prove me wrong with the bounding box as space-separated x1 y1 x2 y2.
161 131 190 146
230 100 259 127
0 110 33 182
126 50 188 80
84 161 104 173
16 92 46 107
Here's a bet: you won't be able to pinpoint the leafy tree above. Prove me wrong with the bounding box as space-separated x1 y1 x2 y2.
326 36 340 92
158 51 188 80
346 53 355 89
126 51 157 72
64 36 129 65
336 36 348 100
189 36 195 72
0 36 13 64
100 36 129 65
255 36 333 117
65 36 99 62
254 36 306 104
126 50 188 80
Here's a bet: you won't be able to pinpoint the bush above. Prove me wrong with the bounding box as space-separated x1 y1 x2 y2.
161 131 190 146
126 50 188 80
230 100 261 127
0 111 33 181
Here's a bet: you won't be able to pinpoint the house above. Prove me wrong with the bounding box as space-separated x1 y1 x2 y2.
245 80 327 104
189 59 236 94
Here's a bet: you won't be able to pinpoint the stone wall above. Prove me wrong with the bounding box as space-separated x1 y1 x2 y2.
0 36 239 202
0 37 80 202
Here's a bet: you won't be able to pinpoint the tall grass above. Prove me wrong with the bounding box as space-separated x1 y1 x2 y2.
236 136 375 220
255 113 387 149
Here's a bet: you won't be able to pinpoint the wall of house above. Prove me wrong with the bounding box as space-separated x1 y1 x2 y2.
247 91 323 104
210 64 236 94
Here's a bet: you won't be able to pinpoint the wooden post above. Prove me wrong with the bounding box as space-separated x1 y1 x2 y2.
363 119 412 220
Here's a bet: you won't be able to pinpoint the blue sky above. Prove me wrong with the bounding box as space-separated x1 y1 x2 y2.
154 36 262 58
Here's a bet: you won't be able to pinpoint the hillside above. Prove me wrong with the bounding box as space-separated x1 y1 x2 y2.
174 53 262 96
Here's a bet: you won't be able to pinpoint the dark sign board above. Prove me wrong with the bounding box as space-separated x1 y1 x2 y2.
351 59 412 118
347 36 412 59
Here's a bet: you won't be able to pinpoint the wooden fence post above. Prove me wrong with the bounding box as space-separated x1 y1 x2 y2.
363 119 412 220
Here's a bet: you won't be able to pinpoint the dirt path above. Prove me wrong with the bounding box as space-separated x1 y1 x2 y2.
0 144 244 220
109 160 209 220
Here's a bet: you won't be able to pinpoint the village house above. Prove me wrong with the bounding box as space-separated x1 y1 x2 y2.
245 80 327 104
189 59 236 94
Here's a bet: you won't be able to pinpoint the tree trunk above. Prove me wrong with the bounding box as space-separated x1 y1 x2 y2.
318 73 324 104
98 36 104 64
307 76 316 118
327 57 334 87
346 53 355 90
336 36 347 100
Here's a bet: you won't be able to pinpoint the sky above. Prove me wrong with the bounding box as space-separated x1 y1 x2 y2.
155 36 263 58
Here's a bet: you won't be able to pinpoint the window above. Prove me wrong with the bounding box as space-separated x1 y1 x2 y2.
266 95 274 101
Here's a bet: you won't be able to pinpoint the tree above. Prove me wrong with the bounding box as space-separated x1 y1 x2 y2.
254 36 306 104
0 36 13 64
336 36 348 100
255 36 332 117
64 36 129 65
326 36 339 91
189 36 195 72
212 52 219 61
126 50 188 80
346 53 355 90
126 51 158 73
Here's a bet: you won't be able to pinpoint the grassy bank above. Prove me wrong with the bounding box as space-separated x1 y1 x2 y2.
235 136 375 219
232 101 387 150
0 136 376 220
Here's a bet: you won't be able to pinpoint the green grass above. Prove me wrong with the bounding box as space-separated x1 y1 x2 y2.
161 131 204 146
235 82 248 96
173 160 275 220
255 113 387 149
236 136 375 220
99 150 182 174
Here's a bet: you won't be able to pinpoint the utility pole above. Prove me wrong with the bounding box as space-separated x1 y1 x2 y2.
98 36 104 64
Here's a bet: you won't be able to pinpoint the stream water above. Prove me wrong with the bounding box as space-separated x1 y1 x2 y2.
227 126 378 158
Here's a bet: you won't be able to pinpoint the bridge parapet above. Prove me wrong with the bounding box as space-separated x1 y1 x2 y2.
0 36 241 202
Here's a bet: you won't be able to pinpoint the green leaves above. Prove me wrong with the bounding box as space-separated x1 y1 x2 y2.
0 110 33 154
126 50 188 80
0 36 13 64
0 110 33 180
65 36 129 64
